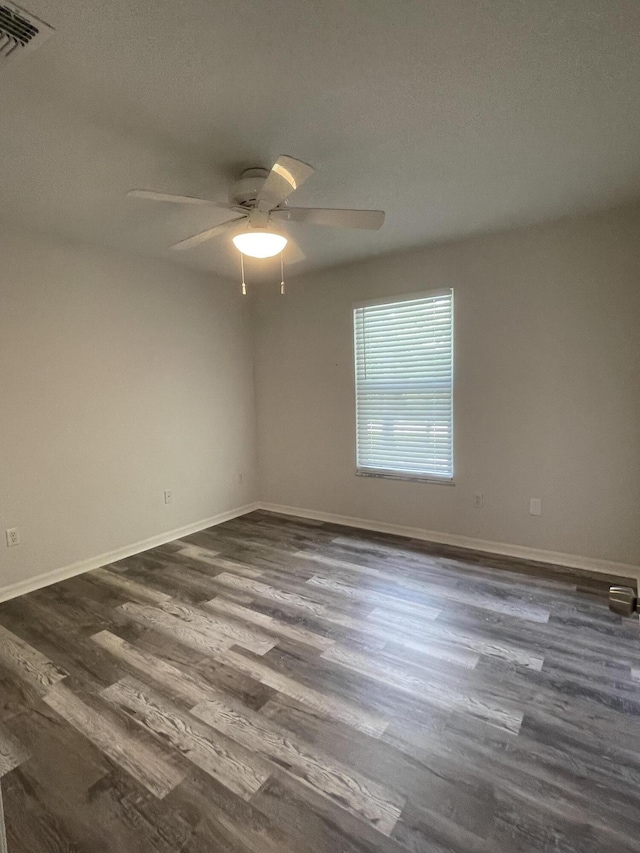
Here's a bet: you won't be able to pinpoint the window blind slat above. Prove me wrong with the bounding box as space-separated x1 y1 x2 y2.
354 290 453 480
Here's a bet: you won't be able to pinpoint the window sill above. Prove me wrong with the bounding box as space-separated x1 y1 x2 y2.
356 470 455 486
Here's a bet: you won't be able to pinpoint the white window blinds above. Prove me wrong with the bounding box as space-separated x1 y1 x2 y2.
353 289 454 480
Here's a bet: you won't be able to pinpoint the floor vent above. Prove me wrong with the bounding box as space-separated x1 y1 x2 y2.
0 2 53 63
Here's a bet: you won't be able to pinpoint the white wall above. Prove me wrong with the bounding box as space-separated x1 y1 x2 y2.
0 228 258 591
253 204 640 570
2 205 638 593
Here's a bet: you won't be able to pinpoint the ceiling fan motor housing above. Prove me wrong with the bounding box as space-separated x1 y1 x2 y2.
230 168 270 208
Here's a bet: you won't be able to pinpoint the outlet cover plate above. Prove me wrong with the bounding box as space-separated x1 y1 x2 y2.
529 498 542 516
5 528 19 547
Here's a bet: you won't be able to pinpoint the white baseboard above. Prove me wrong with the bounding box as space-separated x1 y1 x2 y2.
258 502 639 580
2 498 635 604
0 502 260 604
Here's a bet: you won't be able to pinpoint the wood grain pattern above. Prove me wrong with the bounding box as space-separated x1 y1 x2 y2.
369 607 545 670
202 596 335 651
307 572 550 624
321 644 524 735
43 683 186 799
208 572 433 640
159 600 278 655
91 630 214 707
103 676 271 800
116 601 234 654
83 567 172 605
0 724 28 779
215 647 388 737
0 623 67 694
190 691 404 834
0 509 637 852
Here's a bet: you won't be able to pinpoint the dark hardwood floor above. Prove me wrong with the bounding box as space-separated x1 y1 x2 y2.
0 509 639 852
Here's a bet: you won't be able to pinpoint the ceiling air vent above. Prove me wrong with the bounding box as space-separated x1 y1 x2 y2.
0 2 53 63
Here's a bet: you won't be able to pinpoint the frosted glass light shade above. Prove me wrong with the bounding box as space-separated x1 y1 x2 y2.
233 230 287 258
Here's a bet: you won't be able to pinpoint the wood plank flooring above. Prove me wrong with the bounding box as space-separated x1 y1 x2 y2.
0 510 639 852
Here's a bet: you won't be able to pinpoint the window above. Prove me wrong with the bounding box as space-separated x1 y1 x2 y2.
353 289 454 481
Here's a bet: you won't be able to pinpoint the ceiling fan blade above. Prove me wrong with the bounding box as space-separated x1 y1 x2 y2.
127 189 222 206
171 215 247 251
256 156 314 211
273 207 385 230
283 234 305 264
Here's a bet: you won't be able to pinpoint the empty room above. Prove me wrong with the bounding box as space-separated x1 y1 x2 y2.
1 1 639 851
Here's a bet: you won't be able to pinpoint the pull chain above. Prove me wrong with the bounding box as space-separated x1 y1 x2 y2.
241 254 247 295
280 252 285 295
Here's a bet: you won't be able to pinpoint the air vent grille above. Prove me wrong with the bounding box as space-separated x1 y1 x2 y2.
0 2 53 61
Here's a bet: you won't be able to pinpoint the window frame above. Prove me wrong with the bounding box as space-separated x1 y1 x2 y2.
352 288 455 485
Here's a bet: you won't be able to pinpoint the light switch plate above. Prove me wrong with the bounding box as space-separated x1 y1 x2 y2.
529 498 542 516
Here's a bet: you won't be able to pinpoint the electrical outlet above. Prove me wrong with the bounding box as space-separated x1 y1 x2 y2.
529 498 542 516
5 528 19 547
473 493 483 509
164 490 173 505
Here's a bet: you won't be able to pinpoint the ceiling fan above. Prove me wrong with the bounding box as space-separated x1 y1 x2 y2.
127 155 385 263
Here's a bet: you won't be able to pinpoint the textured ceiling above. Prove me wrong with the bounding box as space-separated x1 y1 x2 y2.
1 0 639 281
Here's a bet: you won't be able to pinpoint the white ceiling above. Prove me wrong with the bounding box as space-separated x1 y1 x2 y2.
1 0 639 281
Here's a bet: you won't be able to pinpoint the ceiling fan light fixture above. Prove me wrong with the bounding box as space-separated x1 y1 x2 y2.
129 155 385 266
232 229 288 259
